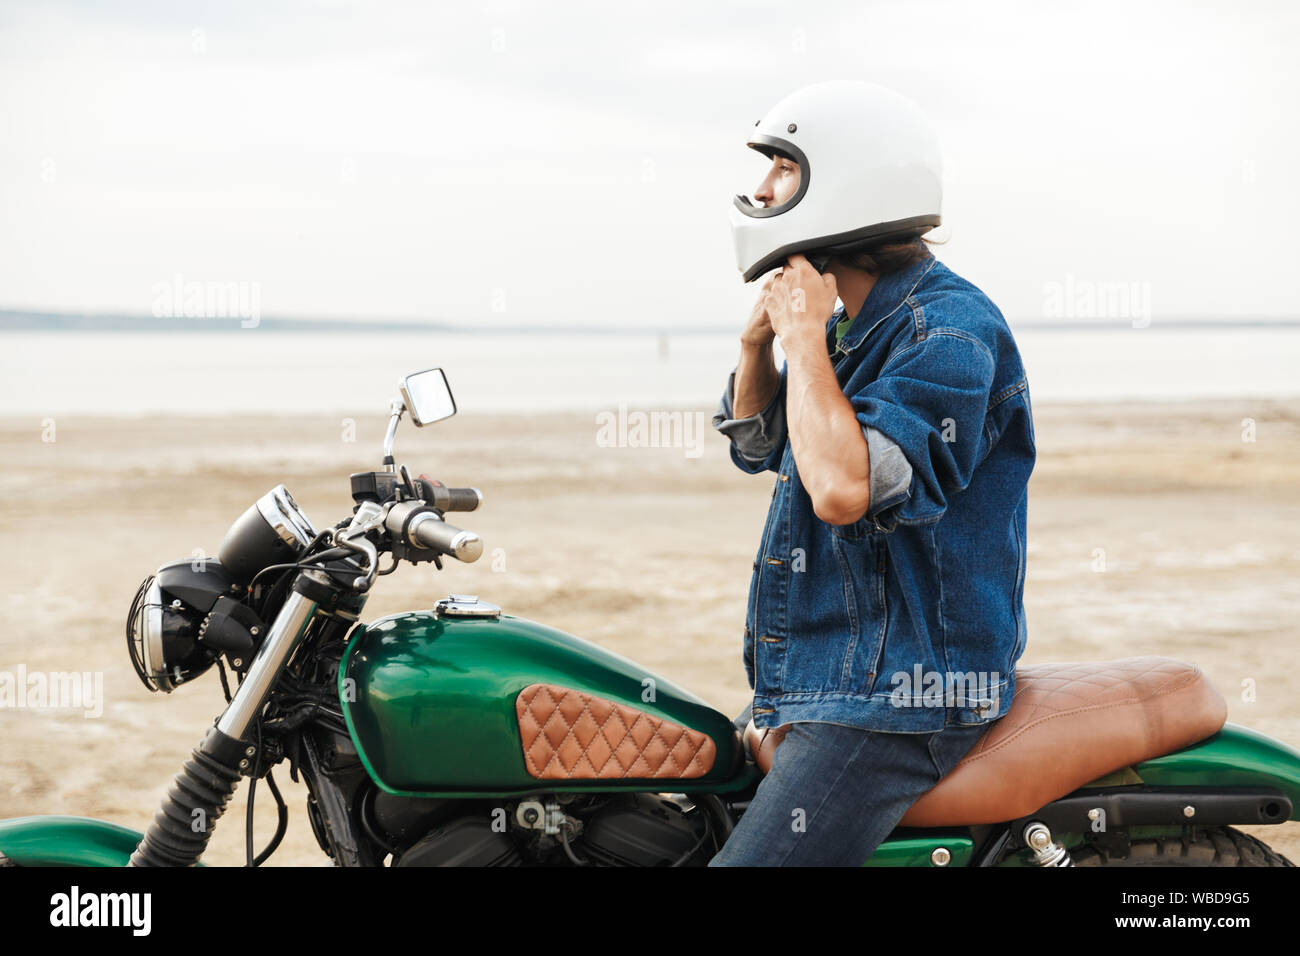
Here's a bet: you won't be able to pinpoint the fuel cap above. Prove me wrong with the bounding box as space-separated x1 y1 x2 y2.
434 594 502 619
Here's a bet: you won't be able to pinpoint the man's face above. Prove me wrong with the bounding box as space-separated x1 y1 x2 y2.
753 153 801 209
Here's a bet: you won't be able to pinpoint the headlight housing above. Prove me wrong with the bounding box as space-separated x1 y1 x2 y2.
127 485 313 693
125 559 255 693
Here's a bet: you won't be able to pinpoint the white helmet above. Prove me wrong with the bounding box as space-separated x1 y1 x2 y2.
729 80 942 283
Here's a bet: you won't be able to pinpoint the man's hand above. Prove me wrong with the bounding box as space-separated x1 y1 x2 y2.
734 274 780 419
767 253 837 347
741 274 778 349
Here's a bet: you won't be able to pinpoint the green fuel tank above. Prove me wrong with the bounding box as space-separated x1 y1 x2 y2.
338 599 749 797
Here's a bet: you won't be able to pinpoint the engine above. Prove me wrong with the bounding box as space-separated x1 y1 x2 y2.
376 792 717 867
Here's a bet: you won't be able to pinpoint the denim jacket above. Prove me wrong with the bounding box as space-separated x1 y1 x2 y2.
713 248 1035 733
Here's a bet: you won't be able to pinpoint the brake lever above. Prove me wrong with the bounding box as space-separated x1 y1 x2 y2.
345 500 387 536
335 501 387 591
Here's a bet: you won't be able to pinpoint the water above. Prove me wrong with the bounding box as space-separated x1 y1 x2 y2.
1 326 1297 416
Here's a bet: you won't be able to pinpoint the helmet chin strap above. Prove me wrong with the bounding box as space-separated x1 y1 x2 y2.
805 250 834 274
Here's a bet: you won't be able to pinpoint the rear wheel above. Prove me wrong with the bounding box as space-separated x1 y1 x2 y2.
1072 826 1294 867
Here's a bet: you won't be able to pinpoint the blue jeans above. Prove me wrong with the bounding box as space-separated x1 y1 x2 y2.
708 704 988 866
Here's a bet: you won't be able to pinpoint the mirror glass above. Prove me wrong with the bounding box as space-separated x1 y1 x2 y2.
400 368 456 426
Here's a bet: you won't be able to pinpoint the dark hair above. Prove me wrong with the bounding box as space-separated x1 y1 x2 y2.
835 233 939 276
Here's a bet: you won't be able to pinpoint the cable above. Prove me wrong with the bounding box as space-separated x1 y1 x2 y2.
247 553 372 596
246 719 261 867
559 819 589 866
253 770 288 866
215 659 233 703
358 786 400 858
242 715 291 867
671 806 713 867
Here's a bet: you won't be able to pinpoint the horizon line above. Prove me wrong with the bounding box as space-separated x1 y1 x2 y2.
2 307 1300 335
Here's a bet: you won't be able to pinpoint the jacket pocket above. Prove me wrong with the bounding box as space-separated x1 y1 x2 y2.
827 514 871 540
827 531 888 695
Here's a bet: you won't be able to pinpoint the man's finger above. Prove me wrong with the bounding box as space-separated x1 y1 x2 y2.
786 253 811 271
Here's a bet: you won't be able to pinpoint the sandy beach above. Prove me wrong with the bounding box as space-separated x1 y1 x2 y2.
2 397 1298 866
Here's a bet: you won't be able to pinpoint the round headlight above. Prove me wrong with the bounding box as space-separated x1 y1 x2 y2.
217 484 318 585
126 567 225 693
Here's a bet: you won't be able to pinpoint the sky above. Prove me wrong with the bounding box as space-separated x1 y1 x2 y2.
1 0 1296 328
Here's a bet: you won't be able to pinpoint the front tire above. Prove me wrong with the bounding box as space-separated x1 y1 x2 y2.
1072 826 1294 867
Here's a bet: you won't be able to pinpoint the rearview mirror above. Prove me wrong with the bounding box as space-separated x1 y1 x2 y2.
399 368 456 426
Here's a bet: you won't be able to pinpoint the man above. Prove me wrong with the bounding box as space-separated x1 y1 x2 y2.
709 80 1036 866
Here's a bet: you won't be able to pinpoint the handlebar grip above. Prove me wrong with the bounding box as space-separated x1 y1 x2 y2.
409 512 483 563
416 479 483 513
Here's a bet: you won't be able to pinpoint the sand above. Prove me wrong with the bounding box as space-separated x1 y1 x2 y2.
2 397 1298 866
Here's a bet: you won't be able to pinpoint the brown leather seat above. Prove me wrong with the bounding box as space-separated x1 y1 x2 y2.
742 656 1227 826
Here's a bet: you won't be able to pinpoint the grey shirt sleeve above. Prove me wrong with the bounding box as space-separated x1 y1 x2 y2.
712 368 787 464
863 424 913 510
713 365 914 503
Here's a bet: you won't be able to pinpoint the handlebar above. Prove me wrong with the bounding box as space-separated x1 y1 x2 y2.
411 513 483 562
349 471 482 514
415 478 482 513
384 501 483 563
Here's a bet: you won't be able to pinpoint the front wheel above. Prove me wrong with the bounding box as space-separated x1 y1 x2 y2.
1072 826 1294 867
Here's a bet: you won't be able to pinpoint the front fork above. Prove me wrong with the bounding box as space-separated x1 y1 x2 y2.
128 582 322 867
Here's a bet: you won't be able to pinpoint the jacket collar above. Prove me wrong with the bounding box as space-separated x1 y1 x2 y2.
828 245 938 355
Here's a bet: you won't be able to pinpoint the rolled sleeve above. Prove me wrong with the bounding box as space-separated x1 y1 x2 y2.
712 366 788 474
850 330 996 531
863 424 913 510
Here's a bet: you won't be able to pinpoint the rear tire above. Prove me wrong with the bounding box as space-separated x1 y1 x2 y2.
1072 826 1294 867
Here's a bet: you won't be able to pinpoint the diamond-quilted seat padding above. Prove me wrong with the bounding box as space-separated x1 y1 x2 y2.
516 683 717 780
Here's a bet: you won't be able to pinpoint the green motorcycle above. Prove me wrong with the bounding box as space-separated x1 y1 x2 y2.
3 368 1297 867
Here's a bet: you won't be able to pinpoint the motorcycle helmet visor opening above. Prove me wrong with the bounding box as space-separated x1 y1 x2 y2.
733 133 810 220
